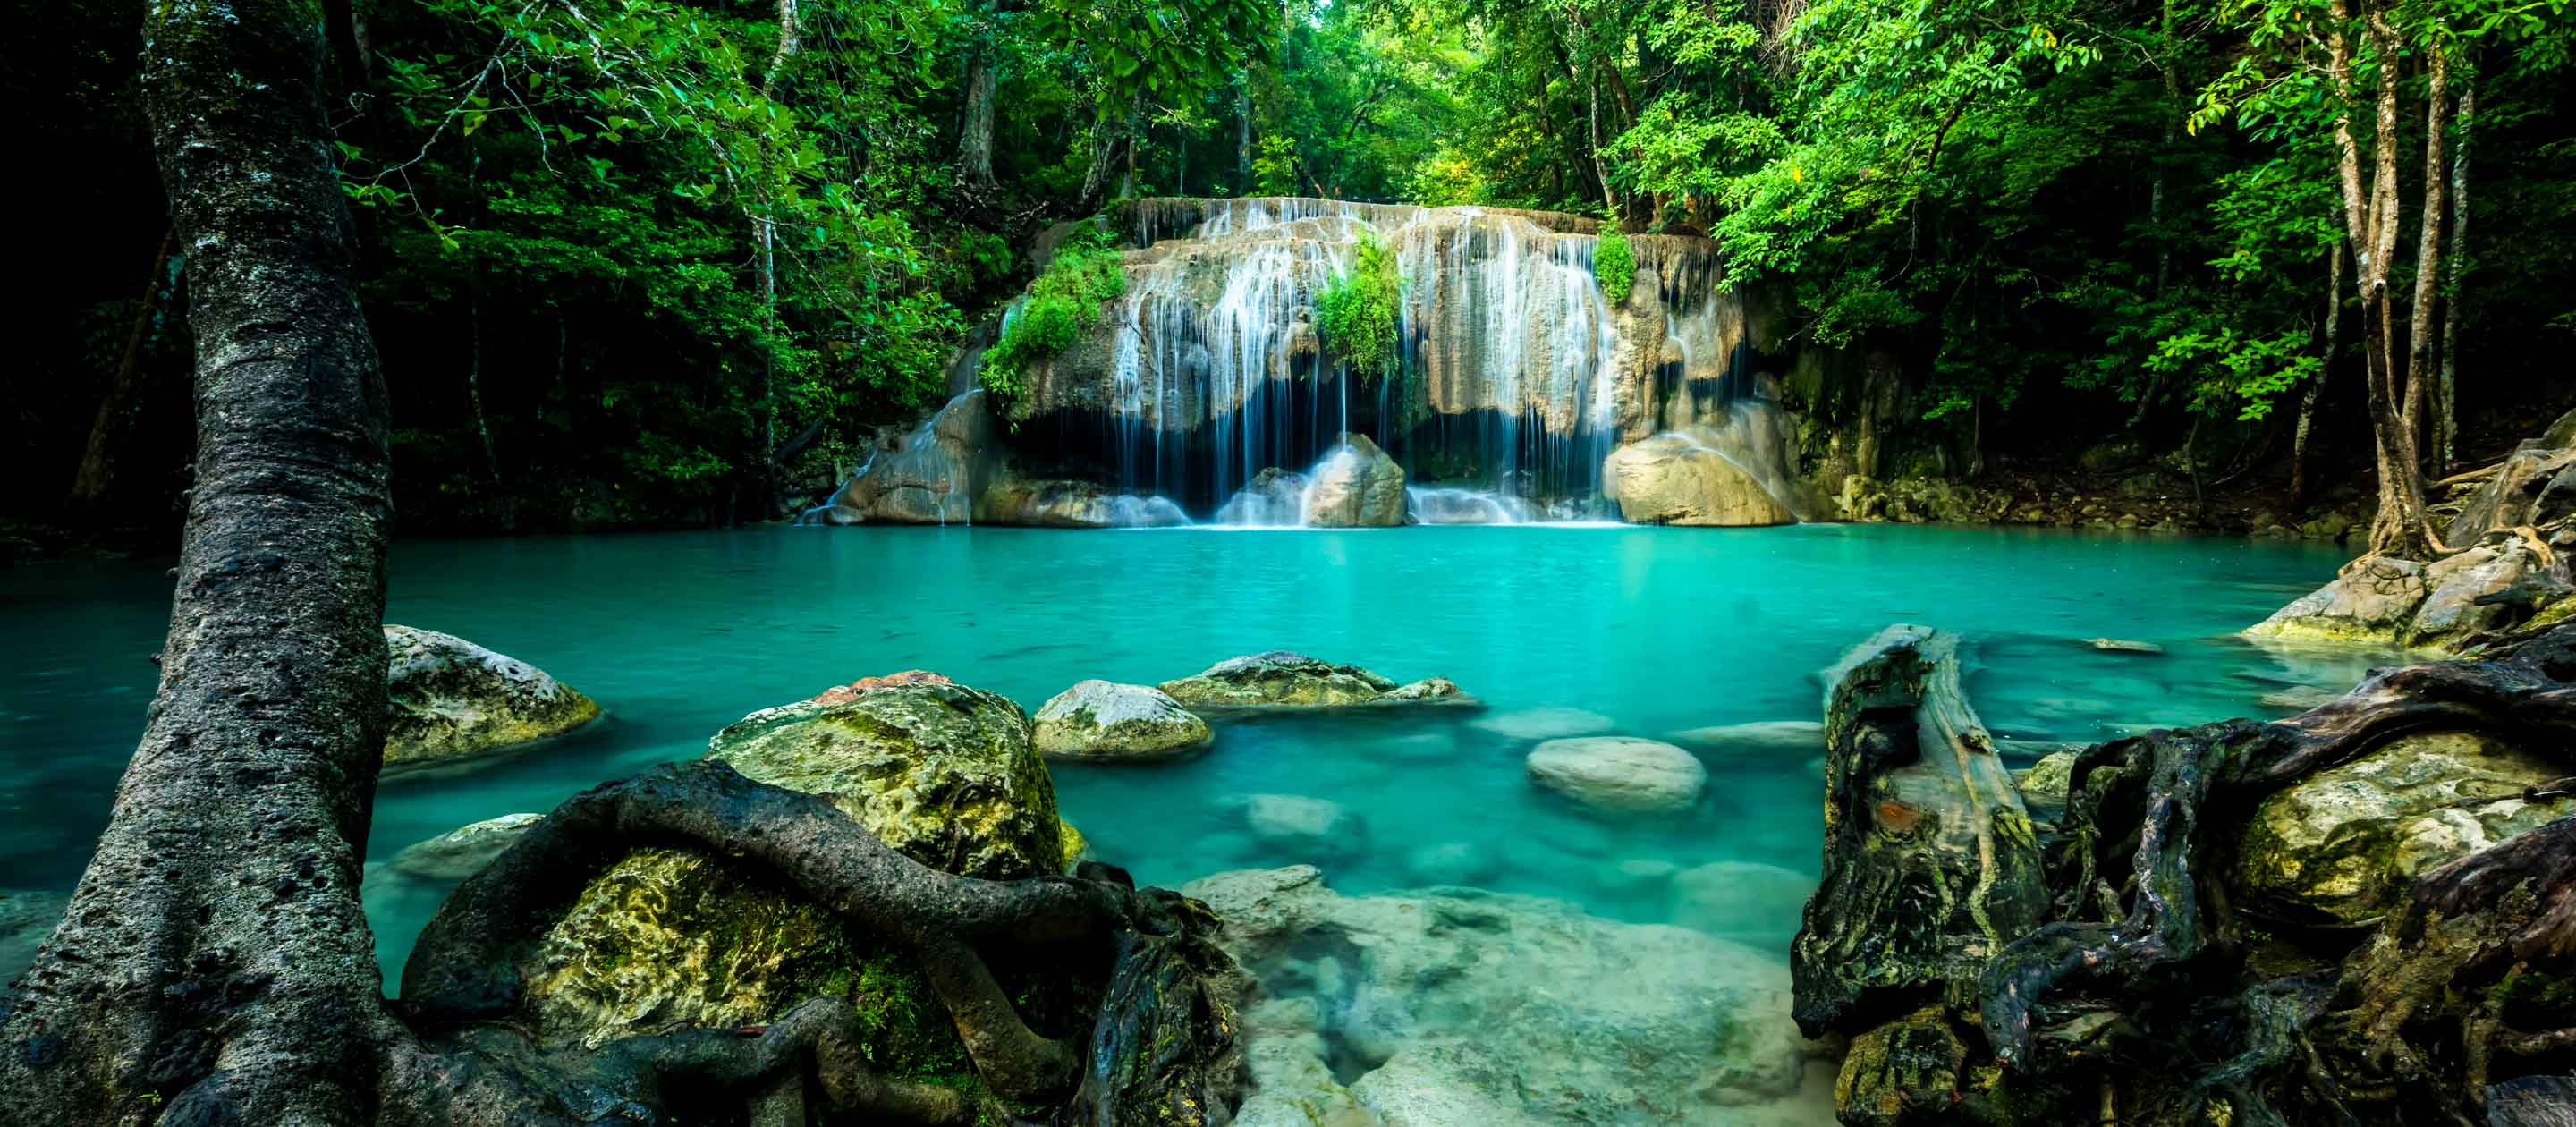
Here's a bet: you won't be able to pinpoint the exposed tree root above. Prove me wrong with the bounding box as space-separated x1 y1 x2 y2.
1969 625 2576 1124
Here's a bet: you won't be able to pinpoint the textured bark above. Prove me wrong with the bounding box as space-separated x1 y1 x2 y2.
0 3 400 1123
2404 44 2452 463
960 42 1000 191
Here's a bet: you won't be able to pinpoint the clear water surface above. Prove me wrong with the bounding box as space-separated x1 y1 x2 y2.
0 524 2379 988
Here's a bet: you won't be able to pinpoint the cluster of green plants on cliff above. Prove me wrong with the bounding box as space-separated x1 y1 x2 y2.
1593 228 1635 305
979 227 1128 401
1316 231 1406 384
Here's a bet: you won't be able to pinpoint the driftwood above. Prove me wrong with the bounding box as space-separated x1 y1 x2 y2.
1792 626 2046 1121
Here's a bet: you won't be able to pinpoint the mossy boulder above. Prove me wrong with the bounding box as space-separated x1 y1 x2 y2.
1602 431 1797 527
2231 731 2576 929
706 681 1061 879
518 678 1094 1072
383 624 601 770
1159 651 1469 710
1031 680 1213 761
1302 433 1408 528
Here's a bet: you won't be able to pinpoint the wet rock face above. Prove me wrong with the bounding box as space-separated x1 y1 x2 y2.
2232 731 2576 929
1302 434 1408 528
1185 866 1830 1127
383 624 600 770
706 681 1062 880
2248 541 2573 651
1214 468 1311 526
1032 680 1213 761
1157 651 1469 711
388 812 544 881
518 677 1098 1073
1602 431 1798 527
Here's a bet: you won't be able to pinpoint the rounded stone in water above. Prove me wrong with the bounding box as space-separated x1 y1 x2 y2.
1525 735 1709 814
1030 679 1212 761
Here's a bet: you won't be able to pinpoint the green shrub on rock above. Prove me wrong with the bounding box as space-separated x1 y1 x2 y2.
981 226 1127 400
1315 231 1404 384
1594 227 1635 305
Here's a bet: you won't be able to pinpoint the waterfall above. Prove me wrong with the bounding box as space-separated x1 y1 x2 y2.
1001 197 1806 527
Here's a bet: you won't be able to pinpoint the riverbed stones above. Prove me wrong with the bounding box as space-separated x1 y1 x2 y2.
1526 736 1707 814
1182 866 1827 1125
1159 651 1470 710
1030 679 1212 761
706 679 1062 879
2247 541 2572 651
1304 434 1409 527
1667 719 1826 757
383 625 601 770
1602 431 1798 527
1671 860 1816 942
2232 730 2576 928
388 812 544 881
1470 706 1614 741
1405 841 1497 886
2246 558 2431 646
1236 793 1366 861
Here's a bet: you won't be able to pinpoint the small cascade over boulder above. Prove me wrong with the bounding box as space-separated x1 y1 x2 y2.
807 390 1185 528
1299 432 1407 527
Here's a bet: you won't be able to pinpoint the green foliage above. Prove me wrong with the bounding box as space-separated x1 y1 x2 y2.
981 227 1129 399
1315 231 1405 381
1593 228 1635 304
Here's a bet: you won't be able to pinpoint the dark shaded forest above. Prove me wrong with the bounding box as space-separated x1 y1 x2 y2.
7 0 2573 546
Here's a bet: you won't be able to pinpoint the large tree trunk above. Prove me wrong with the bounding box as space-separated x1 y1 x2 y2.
0 2 401 1122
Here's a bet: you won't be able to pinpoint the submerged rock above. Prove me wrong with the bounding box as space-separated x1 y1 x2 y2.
706 680 1062 879
2087 637 2165 655
1031 680 1213 761
383 625 600 771
388 812 544 881
1159 651 1470 710
1235 793 1366 862
1670 860 1816 944
1183 866 1828 1125
1470 706 1614 741
1667 719 1826 756
1303 434 1409 528
979 478 1189 528
1404 841 1498 886
1526 736 1708 814
1602 431 1797 527
2232 730 2576 929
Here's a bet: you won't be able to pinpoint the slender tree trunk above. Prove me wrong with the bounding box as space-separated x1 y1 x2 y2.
2292 250 2343 504
1588 72 1618 219
1072 96 1137 215
1237 81 1252 193
959 18 1000 192
2439 73 2473 474
2403 44 2450 462
464 268 508 527
0 1 402 1122
68 225 182 511
754 0 798 519
2329 0 2436 559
